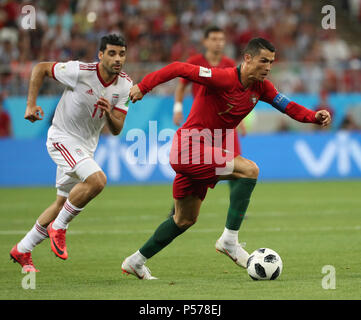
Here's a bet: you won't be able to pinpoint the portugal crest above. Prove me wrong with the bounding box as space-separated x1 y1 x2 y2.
250 94 259 106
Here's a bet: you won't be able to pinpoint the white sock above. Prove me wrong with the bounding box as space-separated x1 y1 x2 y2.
129 250 147 266
52 199 83 230
18 220 48 253
221 227 239 246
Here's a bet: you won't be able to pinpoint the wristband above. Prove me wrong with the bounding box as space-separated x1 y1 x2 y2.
173 102 183 113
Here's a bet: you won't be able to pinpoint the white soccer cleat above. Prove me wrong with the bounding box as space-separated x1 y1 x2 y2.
215 238 250 269
121 257 158 280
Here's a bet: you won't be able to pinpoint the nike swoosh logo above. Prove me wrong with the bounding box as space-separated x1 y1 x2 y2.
224 248 237 262
130 265 144 279
51 238 64 256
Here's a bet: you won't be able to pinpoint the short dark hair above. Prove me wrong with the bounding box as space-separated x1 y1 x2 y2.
204 26 224 38
243 38 275 57
99 34 127 52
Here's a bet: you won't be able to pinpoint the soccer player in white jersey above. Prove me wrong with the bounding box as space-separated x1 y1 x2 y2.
10 34 132 272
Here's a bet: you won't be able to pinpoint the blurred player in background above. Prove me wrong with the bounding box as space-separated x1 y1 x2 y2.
169 26 246 217
10 34 132 272
123 38 331 279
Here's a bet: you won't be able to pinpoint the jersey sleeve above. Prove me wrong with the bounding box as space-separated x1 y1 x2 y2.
179 56 200 86
260 79 317 123
259 79 279 106
113 80 133 115
52 60 80 89
138 62 234 94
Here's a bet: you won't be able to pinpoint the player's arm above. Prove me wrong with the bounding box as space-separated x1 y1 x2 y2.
96 97 126 135
261 80 331 127
173 80 187 126
237 121 247 136
129 62 233 102
25 62 55 122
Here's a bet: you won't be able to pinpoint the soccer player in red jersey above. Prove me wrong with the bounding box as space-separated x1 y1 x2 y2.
173 26 236 125
122 38 331 279
169 26 246 217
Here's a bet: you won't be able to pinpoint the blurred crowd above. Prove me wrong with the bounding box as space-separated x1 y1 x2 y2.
0 0 361 95
0 0 360 136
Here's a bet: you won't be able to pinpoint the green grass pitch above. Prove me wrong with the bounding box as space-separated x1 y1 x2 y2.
0 180 360 300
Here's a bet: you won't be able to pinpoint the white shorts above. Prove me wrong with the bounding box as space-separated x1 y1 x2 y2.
46 139 102 197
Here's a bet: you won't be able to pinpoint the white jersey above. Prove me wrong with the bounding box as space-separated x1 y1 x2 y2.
47 60 132 154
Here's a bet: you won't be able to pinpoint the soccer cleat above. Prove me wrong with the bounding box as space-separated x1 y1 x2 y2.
215 238 250 269
10 244 39 272
121 257 157 280
47 221 68 260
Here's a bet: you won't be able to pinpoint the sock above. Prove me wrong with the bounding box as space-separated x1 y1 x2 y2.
225 178 257 230
139 216 186 259
220 227 239 246
52 199 83 230
128 250 147 267
18 220 48 253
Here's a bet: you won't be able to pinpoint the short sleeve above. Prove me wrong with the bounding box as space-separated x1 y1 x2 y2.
52 60 80 89
113 80 133 115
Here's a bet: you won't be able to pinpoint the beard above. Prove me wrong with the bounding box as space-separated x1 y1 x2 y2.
105 63 122 75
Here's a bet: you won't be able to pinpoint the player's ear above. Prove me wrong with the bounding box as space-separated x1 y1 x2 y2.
98 50 104 61
244 53 252 63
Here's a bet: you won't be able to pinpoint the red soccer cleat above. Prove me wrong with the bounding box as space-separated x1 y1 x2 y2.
47 221 68 260
10 244 39 272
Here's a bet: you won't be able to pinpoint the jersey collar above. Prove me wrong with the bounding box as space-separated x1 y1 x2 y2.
237 65 245 89
237 65 242 83
96 63 117 87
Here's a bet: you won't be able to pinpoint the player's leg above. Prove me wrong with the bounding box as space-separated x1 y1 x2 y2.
222 156 258 228
50 170 106 231
10 190 67 271
122 180 203 280
38 195 67 227
48 158 106 260
216 155 259 268
167 204 175 218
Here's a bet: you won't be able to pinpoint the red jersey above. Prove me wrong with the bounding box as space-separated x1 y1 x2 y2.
180 54 236 97
0 111 11 137
139 62 318 145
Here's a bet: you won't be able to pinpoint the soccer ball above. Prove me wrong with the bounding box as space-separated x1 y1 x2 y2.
247 248 283 280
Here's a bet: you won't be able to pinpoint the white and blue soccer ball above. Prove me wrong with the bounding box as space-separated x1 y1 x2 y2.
247 248 283 280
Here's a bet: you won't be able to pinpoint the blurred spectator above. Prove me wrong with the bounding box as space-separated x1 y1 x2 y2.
339 113 361 131
276 118 292 133
0 39 18 66
0 93 11 137
320 30 351 68
48 2 73 32
0 0 359 97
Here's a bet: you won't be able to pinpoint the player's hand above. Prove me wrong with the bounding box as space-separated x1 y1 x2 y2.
96 97 111 115
24 105 44 123
173 111 184 126
315 110 331 127
129 84 144 103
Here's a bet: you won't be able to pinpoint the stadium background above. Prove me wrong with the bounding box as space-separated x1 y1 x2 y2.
1 0 361 187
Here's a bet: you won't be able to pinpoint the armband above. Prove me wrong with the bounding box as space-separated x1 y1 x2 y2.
272 93 291 113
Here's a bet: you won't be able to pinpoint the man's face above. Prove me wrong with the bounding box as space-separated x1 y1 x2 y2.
98 44 126 75
203 31 225 54
244 49 275 81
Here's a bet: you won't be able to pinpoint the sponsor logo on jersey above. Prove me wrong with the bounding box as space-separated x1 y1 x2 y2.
86 89 94 95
